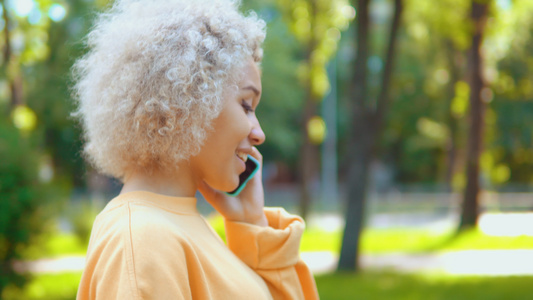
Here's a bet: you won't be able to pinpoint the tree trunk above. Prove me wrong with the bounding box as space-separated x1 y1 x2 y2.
374 0 403 134
338 111 373 271
298 0 319 221
338 0 403 272
299 97 318 221
459 0 490 230
337 0 370 271
444 41 462 190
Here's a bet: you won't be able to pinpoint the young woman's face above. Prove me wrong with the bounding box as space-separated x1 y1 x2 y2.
189 59 265 192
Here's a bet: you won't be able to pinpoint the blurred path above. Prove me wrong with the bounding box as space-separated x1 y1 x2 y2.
302 249 533 276
13 256 86 274
16 249 533 276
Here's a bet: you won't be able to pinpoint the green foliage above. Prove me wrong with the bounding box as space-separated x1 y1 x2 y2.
66 200 103 246
404 0 471 51
0 121 53 294
276 0 354 99
384 0 533 185
23 1 97 187
488 26 533 184
258 13 305 164
316 271 533 300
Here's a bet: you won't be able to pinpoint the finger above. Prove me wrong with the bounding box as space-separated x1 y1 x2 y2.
250 146 263 166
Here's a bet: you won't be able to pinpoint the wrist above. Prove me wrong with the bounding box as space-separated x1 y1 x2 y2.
247 213 268 227
227 212 268 227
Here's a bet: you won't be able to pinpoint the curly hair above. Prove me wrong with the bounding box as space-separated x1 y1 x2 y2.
72 0 266 180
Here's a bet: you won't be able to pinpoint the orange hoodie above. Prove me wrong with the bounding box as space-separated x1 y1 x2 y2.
77 191 319 299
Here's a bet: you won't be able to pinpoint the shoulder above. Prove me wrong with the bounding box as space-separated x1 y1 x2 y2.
123 201 197 297
89 199 195 259
83 201 196 299
127 201 193 250
97 200 194 269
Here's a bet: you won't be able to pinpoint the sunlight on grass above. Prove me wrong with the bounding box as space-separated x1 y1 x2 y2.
315 271 533 300
2 272 82 300
299 228 453 253
22 233 86 260
443 228 533 251
300 228 342 252
4 270 533 300
361 229 453 253
299 227 533 254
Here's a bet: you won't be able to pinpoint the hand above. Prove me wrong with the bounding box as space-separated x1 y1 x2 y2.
198 147 268 227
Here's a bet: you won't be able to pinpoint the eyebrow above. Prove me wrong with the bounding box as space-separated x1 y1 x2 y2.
242 86 260 97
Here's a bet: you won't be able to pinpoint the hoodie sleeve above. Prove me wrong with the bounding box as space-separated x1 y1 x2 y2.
224 207 319 300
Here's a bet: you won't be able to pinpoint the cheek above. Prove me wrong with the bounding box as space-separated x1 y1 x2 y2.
234 115 252 139
235 124 250 141
210 105 252 153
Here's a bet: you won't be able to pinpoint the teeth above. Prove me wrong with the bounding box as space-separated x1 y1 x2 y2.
236 151 248 162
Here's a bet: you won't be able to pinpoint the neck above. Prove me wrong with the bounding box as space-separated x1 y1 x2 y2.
120 163 198 198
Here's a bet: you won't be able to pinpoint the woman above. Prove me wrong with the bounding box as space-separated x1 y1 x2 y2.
73 0 319 299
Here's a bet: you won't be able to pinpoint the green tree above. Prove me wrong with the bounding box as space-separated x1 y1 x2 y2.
483 0 533 187
0 120 58 296
276 0 354 219
402 0 470 188
0 0 93 294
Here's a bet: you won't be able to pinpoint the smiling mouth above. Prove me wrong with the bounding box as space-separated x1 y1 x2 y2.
235 151 248 163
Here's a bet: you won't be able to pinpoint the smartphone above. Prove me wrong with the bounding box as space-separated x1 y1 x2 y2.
226 155 260 196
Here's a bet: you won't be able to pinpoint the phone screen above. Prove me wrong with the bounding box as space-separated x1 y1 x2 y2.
226 155 259 196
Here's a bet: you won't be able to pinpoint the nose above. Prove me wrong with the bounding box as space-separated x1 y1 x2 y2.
249 118 265 146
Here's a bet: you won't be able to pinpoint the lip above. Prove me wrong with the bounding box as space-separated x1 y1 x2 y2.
235 148 253 170
235 153 246 172
235 148 253 157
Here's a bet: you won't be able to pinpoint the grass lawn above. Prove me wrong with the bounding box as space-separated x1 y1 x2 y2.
22 233 87 260
316 271 533 300
300 227 533 254
3 271 532 300
206 213 533 254
2 272 82 300
23 217 533 261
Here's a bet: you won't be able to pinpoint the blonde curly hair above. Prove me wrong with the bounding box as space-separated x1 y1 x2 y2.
72 0 266 180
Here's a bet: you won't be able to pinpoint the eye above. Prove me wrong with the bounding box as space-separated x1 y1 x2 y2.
241 100 254 113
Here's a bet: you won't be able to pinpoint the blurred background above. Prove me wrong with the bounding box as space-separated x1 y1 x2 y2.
1 0 532 299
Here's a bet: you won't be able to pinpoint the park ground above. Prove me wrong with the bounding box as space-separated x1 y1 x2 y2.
5 205 533 300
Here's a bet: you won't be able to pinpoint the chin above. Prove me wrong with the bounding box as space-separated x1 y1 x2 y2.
225 178 240 193
209 176 240 193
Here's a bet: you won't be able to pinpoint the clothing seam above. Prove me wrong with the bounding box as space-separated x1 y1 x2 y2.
277 269 283 298
130 200 200 216
126 202 141 300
